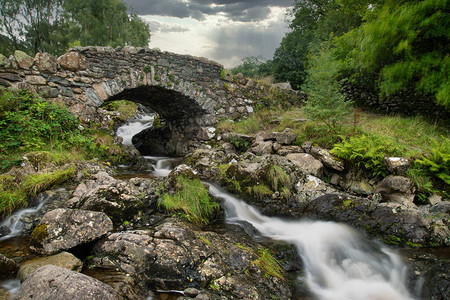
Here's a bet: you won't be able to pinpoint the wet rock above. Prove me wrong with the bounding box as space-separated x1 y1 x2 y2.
286 153 323 177
311 146 345 172
64 172 147 224
15 265 120 300
0 254 18 280
376 175 415 206
0 225 12 237
18 251 82 282
420 262 450 300
184 149 225 179
92 218 291 299
302 194 449 246
383 157 410 175
30 208 113 255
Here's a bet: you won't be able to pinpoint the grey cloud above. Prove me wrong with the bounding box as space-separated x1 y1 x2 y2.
148 21 190 33
124 0 293 22
209 17 288 67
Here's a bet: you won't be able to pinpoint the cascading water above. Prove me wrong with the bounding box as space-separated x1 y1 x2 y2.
116 113 154 145
208 184 414 300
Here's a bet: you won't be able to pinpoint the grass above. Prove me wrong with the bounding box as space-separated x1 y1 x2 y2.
217 106 448 158
159 176 220 226
237 243 284 280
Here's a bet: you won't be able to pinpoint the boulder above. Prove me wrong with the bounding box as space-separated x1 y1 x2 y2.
15 265 120 300
248 140 273 156
30 208 113 255
18 251 82 282
0 254 18 280
376 175 415 205
286 153 323 177
257 129 297 145
311 146 345 172
383 157 410 175
63 172 147 224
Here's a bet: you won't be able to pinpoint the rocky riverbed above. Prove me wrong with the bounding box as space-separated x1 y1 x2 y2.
0 123 449 299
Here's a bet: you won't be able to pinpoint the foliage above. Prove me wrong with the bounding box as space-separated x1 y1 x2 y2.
102 100 138 122
228 136 250 153
231 56 273 79
330 134 402 176
160 176 220 226
415 137 450 185
0 0 150 56
335 0 449 108
303 42 353 131
0 89 126 171
237 243 284 280
246 184 272 200
267 166 291 192
21 165 76 196
271 0 365 89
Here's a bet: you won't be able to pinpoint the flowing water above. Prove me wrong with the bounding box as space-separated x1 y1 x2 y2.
208 184 414 300
116 113 154 145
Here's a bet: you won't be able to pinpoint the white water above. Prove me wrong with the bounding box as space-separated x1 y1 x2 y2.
0 192 56 241
116 114 154 145
142 156 180 177
208 184 414 300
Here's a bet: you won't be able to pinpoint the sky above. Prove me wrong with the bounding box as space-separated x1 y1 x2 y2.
122 0 294 68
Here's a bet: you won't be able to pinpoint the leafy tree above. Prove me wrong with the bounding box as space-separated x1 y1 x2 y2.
63 0 150 48
335 0 449 108
0 0 151 56
272 0 367 89
231 56 273 78
303 42 353 131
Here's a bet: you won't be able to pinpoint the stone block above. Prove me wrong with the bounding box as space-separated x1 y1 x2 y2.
34 52 57 74
14 50 34 69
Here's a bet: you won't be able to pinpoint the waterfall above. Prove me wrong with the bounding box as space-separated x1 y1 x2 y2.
116 114 154 145
208 184 414 300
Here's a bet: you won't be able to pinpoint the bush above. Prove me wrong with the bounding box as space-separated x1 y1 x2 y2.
330 134 402 177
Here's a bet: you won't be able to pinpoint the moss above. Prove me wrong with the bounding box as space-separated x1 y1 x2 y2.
30 223 49 246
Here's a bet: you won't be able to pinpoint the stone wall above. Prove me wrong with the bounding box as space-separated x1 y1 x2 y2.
0 47 302 155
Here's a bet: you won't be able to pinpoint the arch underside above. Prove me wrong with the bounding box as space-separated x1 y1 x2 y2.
105 85 207 156
107 85 206 121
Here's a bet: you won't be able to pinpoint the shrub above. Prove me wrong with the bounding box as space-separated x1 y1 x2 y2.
160 176 220 226
330 134 402 177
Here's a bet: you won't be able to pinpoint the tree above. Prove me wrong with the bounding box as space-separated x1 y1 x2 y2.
335 0 449 108
63 0 150 48
272 0 366 89
0 0 151 56
231 56 272 79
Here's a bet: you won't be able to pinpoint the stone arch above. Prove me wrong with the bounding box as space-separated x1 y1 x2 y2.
104 85 209 156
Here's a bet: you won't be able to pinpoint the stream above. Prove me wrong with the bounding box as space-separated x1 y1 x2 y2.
0 113 446 299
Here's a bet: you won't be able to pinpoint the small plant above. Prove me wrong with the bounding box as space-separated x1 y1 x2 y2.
21 165 76 197
236 243 284 280
267 165 290 192
330 134 401 177
154 74 160 81
159 176 220 226
143 66 151 73
247 184 272 200
415 138 449 185
168 74 175 82
228 136 250 153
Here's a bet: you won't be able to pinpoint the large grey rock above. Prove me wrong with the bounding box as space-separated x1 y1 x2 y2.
286 153 323 177
34 52 57 74
376 175 415 205
64 172 147 224
0 253 18 280
57 51 87 71
30 208 113 255
311 146 345 172
248 140 273 156
14 50 34 69
383 157 410 175
18 251 82 281
15 265 120 300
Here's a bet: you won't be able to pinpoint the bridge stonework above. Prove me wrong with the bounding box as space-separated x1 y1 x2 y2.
0 47 301 156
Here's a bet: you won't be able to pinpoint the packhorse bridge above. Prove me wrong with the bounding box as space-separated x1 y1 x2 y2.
0 46 301 155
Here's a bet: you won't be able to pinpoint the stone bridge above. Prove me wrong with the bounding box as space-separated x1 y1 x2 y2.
0 47 301 156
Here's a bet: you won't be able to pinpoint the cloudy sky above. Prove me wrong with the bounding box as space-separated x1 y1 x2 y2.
122 0 294 68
